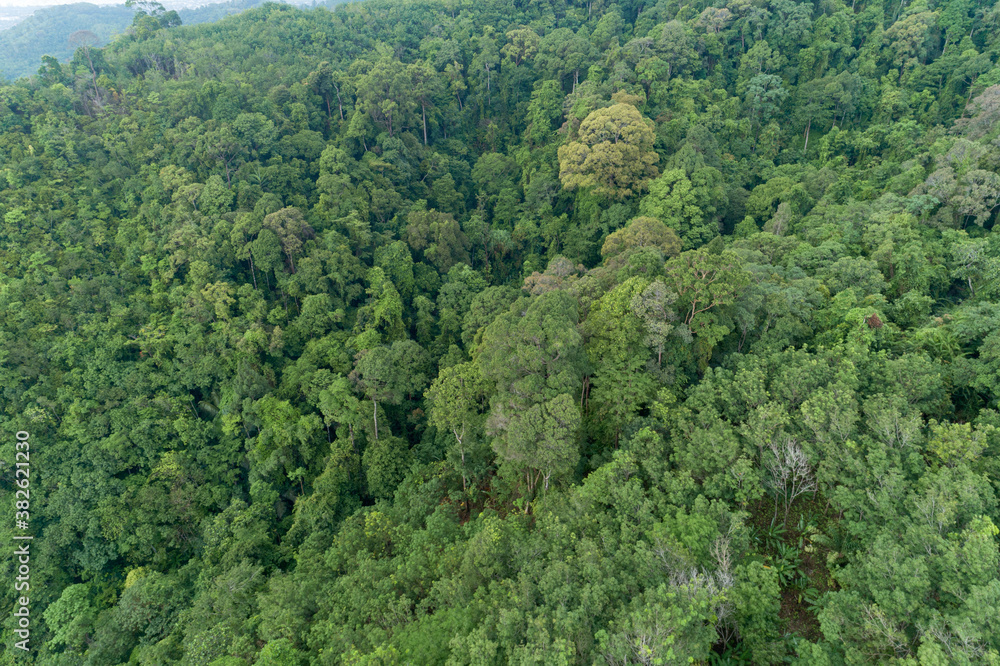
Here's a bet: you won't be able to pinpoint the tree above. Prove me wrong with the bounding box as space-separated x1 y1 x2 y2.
525 80 564 147
69 30 102 107
953 170 1000 227
125 0 165 15
44 584 98 651
316 374 365 450
471 27 501 108
489 393 581 496
233 112 277 160
305 61 350 130
945 230 1000 298
584 277 657 446
256 638 308 666
405 204 470 272
630 279 678 367
884 10 939 83
261 207 314 274
656 21 696 82
601 216 682 265
926 420 992 467
639 170 718 249
426 362 490 499
502 28 540 67
596 584 720 665
351 46 414 138
251 229 284 287
362 434 413 500
743 74 789 129
476 291 586 499
197 124 244 185
475 291 585 407
350 340 430 441
763 436 816 525
955 85 1000 139
353 267 405 349
558 102 659 200
408 61 443 145
662 249 750 327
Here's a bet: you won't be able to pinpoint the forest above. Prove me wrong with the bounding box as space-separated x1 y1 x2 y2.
0 0 321 82
0 0 998 662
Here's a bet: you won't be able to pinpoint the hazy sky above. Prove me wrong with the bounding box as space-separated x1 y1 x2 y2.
0 1 119 7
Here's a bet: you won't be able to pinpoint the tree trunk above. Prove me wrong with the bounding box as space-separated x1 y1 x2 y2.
333 81 345 120
84 46 102 110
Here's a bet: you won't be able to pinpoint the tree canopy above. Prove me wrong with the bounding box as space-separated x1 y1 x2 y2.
1 0 1000 662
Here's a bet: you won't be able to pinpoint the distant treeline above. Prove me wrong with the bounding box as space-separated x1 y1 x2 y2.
0 0 331 81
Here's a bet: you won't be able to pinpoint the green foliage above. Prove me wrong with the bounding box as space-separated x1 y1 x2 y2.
639 168 719 249
43 584 98 652
558 102 659 200
2 0 1000 663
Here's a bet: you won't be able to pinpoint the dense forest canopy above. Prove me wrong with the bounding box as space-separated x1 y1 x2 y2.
0 0 999 662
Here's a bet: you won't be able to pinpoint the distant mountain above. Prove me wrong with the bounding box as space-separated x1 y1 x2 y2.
0 4 134 80
0 6 39 32
0 0 314 80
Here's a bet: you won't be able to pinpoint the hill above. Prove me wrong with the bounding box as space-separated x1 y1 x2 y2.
0 6 39 32
0 3 134 80
0 0 316 80
0 0 999 662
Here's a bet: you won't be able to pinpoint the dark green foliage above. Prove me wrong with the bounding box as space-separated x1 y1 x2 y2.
2 0 1000 662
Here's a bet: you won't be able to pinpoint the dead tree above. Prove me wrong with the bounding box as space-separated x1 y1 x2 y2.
764 436 817 526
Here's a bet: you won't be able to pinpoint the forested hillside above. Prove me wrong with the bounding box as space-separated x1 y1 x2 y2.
0 3 137 81
0 0 324 82
0 0 999 662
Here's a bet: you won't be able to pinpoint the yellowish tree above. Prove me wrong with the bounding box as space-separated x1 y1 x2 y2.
557 102 659 199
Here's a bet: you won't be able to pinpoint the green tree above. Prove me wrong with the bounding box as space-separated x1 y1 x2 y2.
405 204 470 273
426 361 490 499
600 216 682 266
639 169 718 249
350 340 431 441
584 277 656 446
